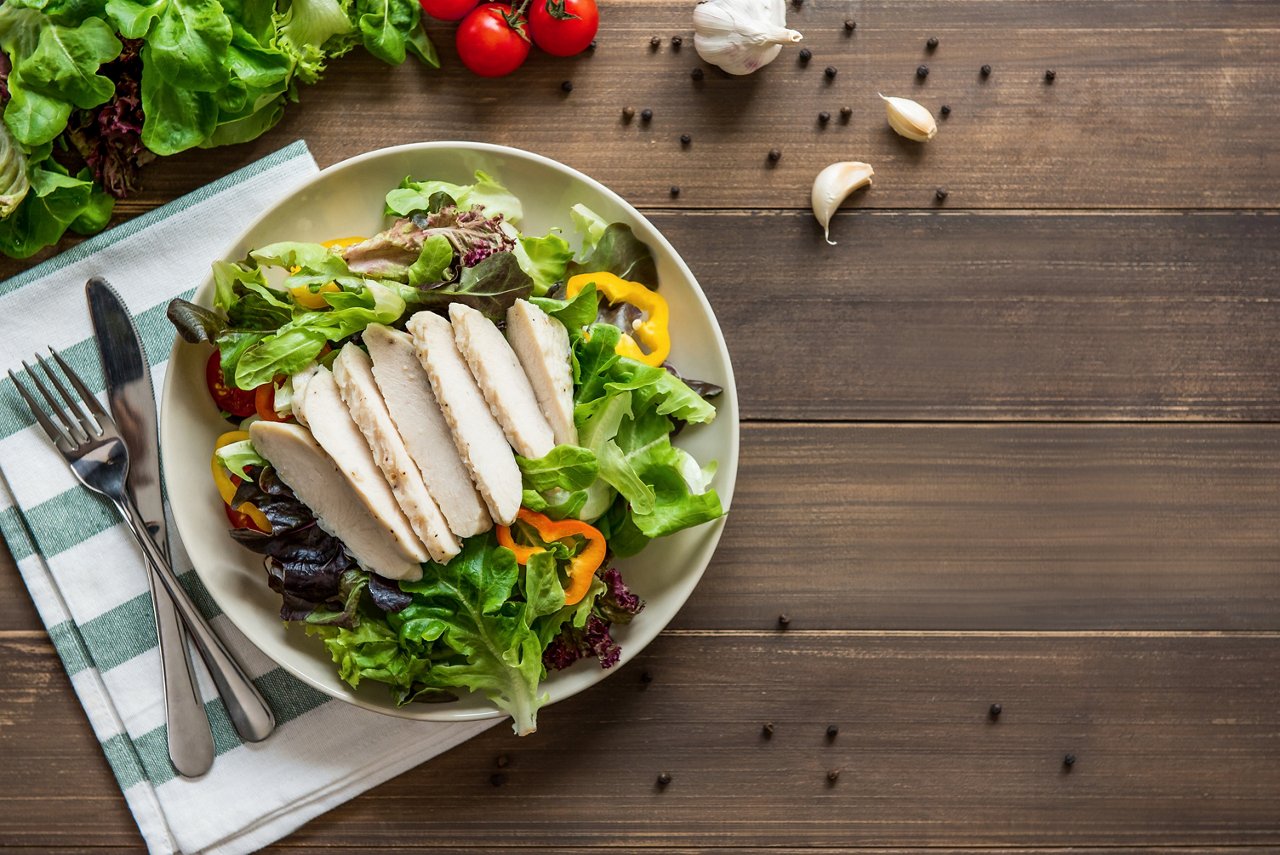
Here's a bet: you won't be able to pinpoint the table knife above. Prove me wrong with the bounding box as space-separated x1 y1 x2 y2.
87 277 216 778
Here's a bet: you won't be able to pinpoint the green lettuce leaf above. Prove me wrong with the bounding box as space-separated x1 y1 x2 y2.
407 233 453 286
0 151 113 259
215 438 267 480
398 536 550 735
531 281 597 336
515 231 572 296
569 202 608 252
517 445 598 492
385 170 522 222
566 222 658 289
0 8 122 147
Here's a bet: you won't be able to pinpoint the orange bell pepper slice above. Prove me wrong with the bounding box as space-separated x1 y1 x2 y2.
496 508 607 606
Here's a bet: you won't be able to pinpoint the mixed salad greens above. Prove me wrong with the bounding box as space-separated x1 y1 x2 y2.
169 171 725 734
0 0 436 258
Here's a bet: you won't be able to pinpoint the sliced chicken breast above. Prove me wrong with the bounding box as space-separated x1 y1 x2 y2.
448 303 555 459
303 367 429 564
363 324 492 537
505 299 577 446
249 421 423 581
333 343 461 564
407 310 521 526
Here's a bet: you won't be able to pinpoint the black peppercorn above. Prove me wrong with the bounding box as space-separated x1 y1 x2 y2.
1063 753 1076 767
824 65 837 80
844 19 856 31
818 110 830 124
657 772 672 786
650 35 661 49
792 0 802 6
827 769 841 783
560 80 573 93
495 754 510 768
680 133 691 145
640 108 653 122
989 703 1002 718
1045 69 1056 82
916 64 929 79
981 63 992 77
799 47 812 63
588 39 597 51
640 670 653 683
669 185 680 197
622 106 635 121
762 722 775 738
927 36 938 50
775 608 789 622
935 187 948 201
840 105 852 121
940 104 951 116
490 772 507 787
826 724 839 739
671 35 683 48
691 67 704 81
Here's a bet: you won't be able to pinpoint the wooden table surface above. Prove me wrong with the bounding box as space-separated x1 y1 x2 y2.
4 1 1280 851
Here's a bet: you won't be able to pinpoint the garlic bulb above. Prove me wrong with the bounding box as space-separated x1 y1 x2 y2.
812 162 874 245
693 0 803 76
880 94 937 142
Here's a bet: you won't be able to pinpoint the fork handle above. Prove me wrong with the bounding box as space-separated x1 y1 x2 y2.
113 496 277 743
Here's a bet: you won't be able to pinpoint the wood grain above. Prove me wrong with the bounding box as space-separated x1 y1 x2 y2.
662 210 1280 421
4 631 1280 849
4 424 1279 634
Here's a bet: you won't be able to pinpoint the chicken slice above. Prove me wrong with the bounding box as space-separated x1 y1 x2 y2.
448 302 555 459
505 299 577 446
333 343 461 564
302 367 429 564
407 310 521 526
363 324 492 537
249 421 423 581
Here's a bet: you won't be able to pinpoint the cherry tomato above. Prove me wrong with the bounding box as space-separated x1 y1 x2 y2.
529 0 597 57
205 350 256 417
457 4 530 77
419 0 479 20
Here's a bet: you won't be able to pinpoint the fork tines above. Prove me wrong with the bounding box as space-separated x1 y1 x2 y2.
8 349 108 449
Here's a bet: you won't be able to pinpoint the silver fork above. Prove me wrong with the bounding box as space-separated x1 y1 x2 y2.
10 350 276 747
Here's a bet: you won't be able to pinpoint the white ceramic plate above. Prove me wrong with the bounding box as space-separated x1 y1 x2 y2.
161 142 738 723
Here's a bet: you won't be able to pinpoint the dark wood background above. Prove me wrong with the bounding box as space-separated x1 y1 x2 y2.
3 1 1279 850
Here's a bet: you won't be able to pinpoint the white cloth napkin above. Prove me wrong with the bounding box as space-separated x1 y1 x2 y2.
0 141 494 855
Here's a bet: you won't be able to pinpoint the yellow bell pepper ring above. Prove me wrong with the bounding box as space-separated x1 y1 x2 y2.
566 271 671 367
211 431 271 532
288 237 366 309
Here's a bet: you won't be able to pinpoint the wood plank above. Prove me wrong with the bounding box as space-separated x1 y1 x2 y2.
679 423 1280 631
4 631 1280 849
664 210 1280 421
4 423 1278 632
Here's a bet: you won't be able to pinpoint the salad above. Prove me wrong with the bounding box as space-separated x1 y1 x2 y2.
168 171 725 734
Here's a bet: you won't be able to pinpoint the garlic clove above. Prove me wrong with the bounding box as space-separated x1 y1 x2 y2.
880 94 937 142
693 0 804 76
811 161 874 245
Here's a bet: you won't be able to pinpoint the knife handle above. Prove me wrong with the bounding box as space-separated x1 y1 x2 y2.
114 496 277 743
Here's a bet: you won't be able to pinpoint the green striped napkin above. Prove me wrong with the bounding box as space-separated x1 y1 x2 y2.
0 141 493 855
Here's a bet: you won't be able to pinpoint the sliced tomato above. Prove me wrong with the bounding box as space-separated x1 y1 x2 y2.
205 350 256 417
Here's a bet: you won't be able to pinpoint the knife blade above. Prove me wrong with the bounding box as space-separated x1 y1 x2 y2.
87 277 215 777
